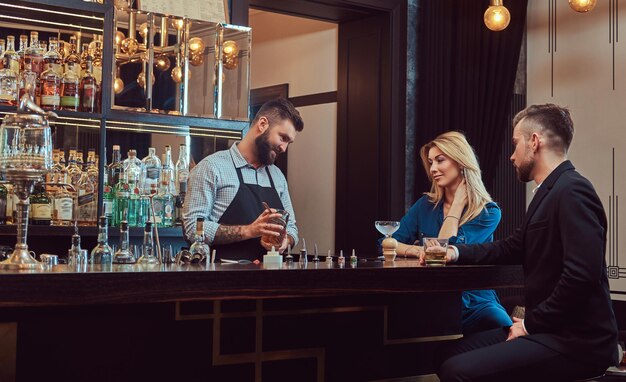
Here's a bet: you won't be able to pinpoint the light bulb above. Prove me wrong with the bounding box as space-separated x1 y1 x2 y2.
171 18 190 31
138 22 149 39
222 40 239 58
190 53 204 67
171 66 190 83
188 37 205 55
115 31 125 47
113 77 124 94
484 0 511 32
155 55 171 71
569 0 597 12
137 71 156 89
121 37 139 55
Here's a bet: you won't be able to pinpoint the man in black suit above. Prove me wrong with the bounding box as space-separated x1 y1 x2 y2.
431 104 619 381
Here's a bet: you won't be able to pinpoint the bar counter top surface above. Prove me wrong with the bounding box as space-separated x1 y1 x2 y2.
0 260 524 308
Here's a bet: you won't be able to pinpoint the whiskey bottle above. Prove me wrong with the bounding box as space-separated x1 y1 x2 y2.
60 61 80 111
66 149 82 189
26 31 44 104
91 216 113 264
18 58 37 102
0 36 19 105
64 36 81 77
29 184 52 225
79 55 97 112
43 37 63 76
16 35 28 72
40 60 62 111
75 168 97 225
52 184 73 226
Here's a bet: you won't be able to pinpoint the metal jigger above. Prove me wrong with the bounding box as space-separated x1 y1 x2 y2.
0 89 56 270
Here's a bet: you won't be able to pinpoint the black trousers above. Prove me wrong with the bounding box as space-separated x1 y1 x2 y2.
436 327 606 382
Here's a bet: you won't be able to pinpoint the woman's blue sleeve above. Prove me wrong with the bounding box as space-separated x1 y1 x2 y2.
391 201 422 245
450 203 501 245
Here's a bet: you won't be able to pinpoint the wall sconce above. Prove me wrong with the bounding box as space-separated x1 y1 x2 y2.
484 0 511 32
569 0 596 13
222 40 239 70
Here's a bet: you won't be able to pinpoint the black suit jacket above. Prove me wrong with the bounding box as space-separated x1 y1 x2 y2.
456 160 618 368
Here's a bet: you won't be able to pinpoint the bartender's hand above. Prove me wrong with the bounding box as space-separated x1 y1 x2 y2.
418 246 456 266
260 234 290 253
245 210 285 239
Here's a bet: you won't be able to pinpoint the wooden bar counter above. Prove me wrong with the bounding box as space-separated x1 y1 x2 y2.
0 261 524 382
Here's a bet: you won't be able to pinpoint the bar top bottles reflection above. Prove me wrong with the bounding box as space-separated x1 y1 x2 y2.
0 31 102 111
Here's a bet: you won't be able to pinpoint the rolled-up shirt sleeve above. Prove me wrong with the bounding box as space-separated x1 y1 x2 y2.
183 160 220 245
271 167 299 247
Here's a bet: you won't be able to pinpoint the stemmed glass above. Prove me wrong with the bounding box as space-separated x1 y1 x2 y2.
375 221 400 261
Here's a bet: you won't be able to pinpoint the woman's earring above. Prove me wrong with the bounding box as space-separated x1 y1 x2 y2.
460 168 465 176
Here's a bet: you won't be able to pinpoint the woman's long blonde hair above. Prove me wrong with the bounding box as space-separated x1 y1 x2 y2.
419 131 493 226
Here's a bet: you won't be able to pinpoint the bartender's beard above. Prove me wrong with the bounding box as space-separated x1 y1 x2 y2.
255 130 280 165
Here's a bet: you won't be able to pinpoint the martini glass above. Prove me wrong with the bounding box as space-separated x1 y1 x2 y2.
375 221 400 261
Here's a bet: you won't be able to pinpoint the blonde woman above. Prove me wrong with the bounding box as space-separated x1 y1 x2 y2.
393 131 512 334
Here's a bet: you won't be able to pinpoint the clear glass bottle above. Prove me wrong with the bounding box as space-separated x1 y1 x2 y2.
162 146 175 194
79 55 97 112
0 36 19 105
67 148 82 188
76 149 84 170
52 184 73 226
153 154 174 227
57 150 68 185
80 42 90 73
40 59 62 110
60 61 80 111
29 183 52 225
45 149 60 194
113 220 135 264
86 149 98 187
141 147 161 195
25 31 44 76
0 38 4 67
137 221 159 264
175 144 189 195
91 216 113 264
125 150 143 227
75 167 97 225
16 34 28 72
18 57 37 102
43 37 63 76
189 217 210 263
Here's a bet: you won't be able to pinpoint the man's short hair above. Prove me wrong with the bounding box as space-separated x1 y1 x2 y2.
512 104 574 154
251 98 304 132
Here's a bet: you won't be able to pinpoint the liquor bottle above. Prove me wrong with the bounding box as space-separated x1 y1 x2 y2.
80 42 90 74
141 147 161 195
189 217 210 263
108 145 123 186
43 37 63 76
67 149 82 188
79 55 97 112
68 224 83 265
52 184 73 226
123 149 144 175
57 150 68 185
60 61 80 111
162 146 175 194
113 220 135 264
91 216 113 264
29 184 52 225
124 150 143 227
90 37 103 83
0 36 19 105
86 149 98 187
137 221 159 264
25 31 44 76
76 149 84 170
175 144 189 195
75 167 97 225
40 59 62 111
0 39 4 69
102 170 115 226
153 154 174 227
114 168 130 227
16 35 28 72
18 58 37 102
45 149 60 194
64 36 81 77
0 184 7 225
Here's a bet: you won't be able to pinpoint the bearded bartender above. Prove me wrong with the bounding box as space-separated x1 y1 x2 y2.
183 98 303 262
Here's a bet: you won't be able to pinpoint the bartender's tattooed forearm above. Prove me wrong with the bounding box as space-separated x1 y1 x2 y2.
214 225 245 244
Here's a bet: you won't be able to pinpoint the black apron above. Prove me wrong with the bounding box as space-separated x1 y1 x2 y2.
212 153 285 262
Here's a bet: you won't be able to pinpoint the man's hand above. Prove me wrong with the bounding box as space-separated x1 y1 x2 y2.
404 245 424 258
246 209 285 239
419 246 456 265
506 317 528 341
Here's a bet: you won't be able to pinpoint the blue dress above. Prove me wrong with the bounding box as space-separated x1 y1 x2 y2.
392 196 513 334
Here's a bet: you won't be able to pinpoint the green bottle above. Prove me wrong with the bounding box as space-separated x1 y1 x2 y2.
102 171 115 226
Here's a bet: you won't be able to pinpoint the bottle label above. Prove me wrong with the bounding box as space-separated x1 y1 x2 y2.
54 197 73 220
61 95 79 108
146 167 160 180
81 83 96 108
164 203 173 218
177 170 189 183
77 192 94 206
31 203 52 219
103 199 114 216
41 93 60 106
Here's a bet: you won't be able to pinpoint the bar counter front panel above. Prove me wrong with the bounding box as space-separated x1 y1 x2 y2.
0 261 523 381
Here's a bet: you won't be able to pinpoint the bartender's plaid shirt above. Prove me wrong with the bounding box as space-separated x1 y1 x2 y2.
183 142 299 246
